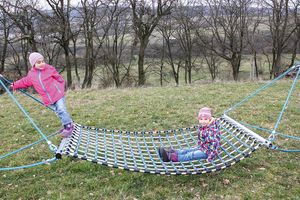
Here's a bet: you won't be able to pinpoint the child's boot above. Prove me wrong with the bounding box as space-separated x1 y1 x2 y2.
158 147 178 162
158 147 170 162
60 123 74 138
168 151 178 162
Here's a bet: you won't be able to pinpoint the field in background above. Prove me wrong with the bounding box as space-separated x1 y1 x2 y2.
0 81 299 199
66 54 300 89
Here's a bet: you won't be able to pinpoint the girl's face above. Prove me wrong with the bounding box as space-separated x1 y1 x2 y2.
34 59 45 69
199 118 210 126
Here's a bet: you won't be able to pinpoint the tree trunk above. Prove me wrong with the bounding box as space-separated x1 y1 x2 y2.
184 61 188 84
290 27 300 67
272 48 282 78
160 41 165 86
114 64 121 87
187 57 192 84
253 51 259 78
63 45 72 89
231 56 240 81
130 0 175 86
138 41 147 86
165 36 179 85
72 37 80 84
0 28 8 73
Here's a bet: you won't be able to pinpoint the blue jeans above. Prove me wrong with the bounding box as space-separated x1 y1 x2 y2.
177 147 208 162
50 97 72 126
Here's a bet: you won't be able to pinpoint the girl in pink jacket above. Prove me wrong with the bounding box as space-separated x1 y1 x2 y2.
12 52 73 138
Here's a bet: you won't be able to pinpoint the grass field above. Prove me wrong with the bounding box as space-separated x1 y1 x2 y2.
0 80 299 199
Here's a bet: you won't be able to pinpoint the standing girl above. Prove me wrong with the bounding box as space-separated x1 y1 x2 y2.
12 52 74 137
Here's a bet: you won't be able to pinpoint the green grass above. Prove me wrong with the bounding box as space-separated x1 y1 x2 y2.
0 81 299 199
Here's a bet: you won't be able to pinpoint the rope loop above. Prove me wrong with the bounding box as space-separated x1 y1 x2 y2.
47 141 58 152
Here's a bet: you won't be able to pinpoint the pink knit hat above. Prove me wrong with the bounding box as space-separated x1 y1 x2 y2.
29 52 44 67
198 107 212 120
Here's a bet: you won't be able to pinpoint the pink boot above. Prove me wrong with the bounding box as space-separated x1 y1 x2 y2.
168 152 178 162
158 147 178 162
60 123 74 138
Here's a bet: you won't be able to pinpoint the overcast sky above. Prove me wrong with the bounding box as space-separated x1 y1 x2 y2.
37 0 81 9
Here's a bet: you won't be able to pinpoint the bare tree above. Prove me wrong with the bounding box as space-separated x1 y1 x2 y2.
263 0 298 78
173 1 198 84
158 16 181 85
79 0 116 88
129 0 176 86
0 0 41 73
40 0 73 88
34 14 63 68
0 1 39 52
199 0 251 81
0 3 12 73
202 41 220 81
245 0 264 79
69 22 82 85
289 0 300 67
102 1 132 87
80 0 101 88
159 39 166 86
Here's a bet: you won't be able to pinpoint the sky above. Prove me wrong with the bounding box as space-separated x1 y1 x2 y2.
37 0 82 9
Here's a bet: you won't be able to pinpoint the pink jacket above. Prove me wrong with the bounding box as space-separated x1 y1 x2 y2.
12 64 65 106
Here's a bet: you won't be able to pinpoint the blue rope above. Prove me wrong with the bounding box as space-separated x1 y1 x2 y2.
186 128 209 172
219 145 235 160
164 132 180 174
187 127 199 146
239 121 300 141
172 130 190 173
224 63 300 153
83 127 91 159
272 147 300 153
218 125 237 160
178 129 200 173
119 133 128 168
239 121 274 133
0 131 59 160
134 133 148 171
93 128 99 161
225 65 298 114
215 154 226 168
103 129 108 163
222 124 252 149
277 133 300 140
0 77 56 152
158 133 179 174
240 120 300 152
74 126 83 157
0 75 54 111
272 66 300 137
142 133 158 172
0 157 57 171
219 126 244 155
127 132 138 169
151 133 169 173
111 132 118 167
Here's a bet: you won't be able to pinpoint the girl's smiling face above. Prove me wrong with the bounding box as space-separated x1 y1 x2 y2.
198 117 211 126
34 59 45 69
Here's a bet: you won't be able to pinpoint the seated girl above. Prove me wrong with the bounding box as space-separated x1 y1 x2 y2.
158 107 221 162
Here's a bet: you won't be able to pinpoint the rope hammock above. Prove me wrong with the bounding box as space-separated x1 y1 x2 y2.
55 114 267 175
0 62 299 174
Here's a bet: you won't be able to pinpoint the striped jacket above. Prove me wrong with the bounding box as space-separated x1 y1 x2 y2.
197 119 221 162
